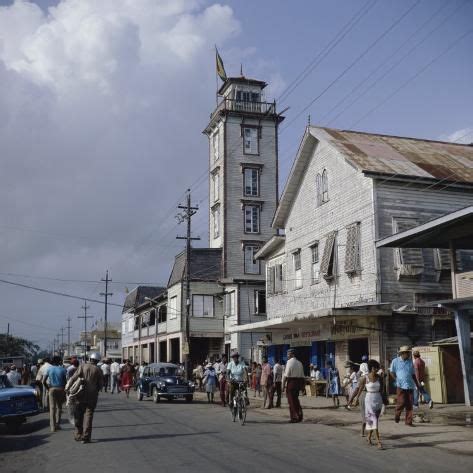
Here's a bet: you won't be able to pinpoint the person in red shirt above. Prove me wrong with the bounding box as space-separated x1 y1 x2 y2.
413 351 433 409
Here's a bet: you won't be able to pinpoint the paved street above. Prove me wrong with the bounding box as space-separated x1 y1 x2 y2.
2 392 472 473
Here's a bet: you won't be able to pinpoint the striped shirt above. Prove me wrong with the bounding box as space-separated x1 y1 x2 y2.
390 356 415 390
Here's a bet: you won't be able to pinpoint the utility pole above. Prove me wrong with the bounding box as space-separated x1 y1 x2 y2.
60 327 65 358
78 300 92 359
100 270 113 358
6 323 10 356
66 317 72 356
176 190 200 380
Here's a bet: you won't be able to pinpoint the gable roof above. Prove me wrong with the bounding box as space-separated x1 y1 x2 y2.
167 248 222 288
122 286 166 313
273 126 473 228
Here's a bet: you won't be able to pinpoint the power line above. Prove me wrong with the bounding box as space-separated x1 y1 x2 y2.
280 0 422 134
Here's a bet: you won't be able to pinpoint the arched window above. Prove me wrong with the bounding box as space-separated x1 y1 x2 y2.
316 173 322 207
322 169 329 203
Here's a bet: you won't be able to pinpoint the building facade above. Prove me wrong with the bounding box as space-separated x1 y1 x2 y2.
246 126 473 373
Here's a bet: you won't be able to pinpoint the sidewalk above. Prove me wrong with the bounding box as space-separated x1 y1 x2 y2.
195 391 473 455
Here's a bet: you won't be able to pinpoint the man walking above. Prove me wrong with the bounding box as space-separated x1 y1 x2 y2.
261 357 273 409
68 352 104 443
110 359 121 394
413 350 433 409
43 356 67 432
389 346 421 426
101 359 111 393
216 354 228 406
272 359 283 408
283 349 304 423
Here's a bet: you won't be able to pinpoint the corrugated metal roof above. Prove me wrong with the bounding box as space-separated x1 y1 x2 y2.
314 127 473 182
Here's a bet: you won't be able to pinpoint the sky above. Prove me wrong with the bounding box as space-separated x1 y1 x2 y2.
0 0 472 349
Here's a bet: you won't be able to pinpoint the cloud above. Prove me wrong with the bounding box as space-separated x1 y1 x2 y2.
0 0 247 344
439 127 473 144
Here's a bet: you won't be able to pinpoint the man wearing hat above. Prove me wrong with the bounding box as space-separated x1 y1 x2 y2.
226 352 248 409
282 348 305 423
389 346 421 426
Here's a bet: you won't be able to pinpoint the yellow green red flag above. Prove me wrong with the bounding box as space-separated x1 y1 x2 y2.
216 48 227 82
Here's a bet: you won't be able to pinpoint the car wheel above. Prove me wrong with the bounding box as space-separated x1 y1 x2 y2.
152 387 160 403
137 386 143 401
185 396 193 403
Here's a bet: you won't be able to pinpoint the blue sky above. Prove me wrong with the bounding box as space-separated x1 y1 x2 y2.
0 0 471 347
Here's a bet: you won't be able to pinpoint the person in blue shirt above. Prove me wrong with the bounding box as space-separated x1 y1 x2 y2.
389 346 420 426
44 356 67 432
226 352 248 410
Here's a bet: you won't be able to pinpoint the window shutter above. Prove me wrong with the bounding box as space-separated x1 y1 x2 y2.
345 223 360 274
434 249 451 271
321 231 336 278
316 174 322 207
395 219 424 267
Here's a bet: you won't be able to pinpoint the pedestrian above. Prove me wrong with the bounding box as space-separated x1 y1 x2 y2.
139 361 146 379
389 346 421 426
68 352 104 443
110 359 121 394
352 359 387 449
38 358 52 411
327 360 341 407
413 350 433 409
43 356 67 432
21 365 30 385
30 362 38 381
272 359 283 408
216 354 228 406
101 359 111 393
121 360 135 398
203 363 217 403
254 363 262 397
7 365 21 385
283 348 304 423
342 361 353 406
261 357 273 409
67 358 79 380
349 362 369 436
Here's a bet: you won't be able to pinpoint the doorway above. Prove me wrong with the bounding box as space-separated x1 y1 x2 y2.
159 341 167 362
294 346 311 375
348 338 369 365
170 338 180 363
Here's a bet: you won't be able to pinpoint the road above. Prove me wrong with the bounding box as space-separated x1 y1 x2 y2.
1 392 472 473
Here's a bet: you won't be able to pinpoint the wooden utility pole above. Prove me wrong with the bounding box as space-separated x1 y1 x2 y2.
66 317 72 356
100 270 113 358
176 190 200 379
78 300 92 359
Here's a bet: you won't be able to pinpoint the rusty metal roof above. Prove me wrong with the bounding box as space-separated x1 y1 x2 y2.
313 127 473 183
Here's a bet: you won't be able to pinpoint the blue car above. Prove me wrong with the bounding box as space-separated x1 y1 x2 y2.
136 362 195 403
0 374 40 433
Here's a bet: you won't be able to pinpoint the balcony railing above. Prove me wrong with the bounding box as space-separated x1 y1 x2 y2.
212 98 276 117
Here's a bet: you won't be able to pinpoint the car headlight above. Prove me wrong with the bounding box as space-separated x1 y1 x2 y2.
188 382 195 388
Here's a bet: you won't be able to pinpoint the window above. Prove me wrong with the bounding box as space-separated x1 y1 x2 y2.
254 290 266 314
244 205 260 233
128 317 134 333
244 245 260 274
212 130 219 161
311 244 320 283
293 250 302 289
192 295 214 317
267 266 275 295
320 231 337 280
169 296 177 319
345 223 361 275
212 172 220 201
213 206 220 239
158 305 167 323
149 309 156 326
225 291 236 316
316 173 322 207
322 169 329 203
433 249 451 272
392 218 424 278
244 168 259 196
243 127 259 155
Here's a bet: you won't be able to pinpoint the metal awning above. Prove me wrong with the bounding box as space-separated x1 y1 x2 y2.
375 205 473 249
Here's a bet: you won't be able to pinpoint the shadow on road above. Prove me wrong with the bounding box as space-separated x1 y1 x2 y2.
93 422 164 429
97 431 219 443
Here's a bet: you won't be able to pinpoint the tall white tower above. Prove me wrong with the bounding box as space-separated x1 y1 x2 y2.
204 75 284 359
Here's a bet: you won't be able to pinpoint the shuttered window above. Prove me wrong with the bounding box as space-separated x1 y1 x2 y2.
320 231 337 280
392 218 424 278
311 244 320 283
293 250 302 289
433 249 451 272
267 266 275 295
345 222 361 275
322 169 329 203
213 206 220 239
316 173 322 207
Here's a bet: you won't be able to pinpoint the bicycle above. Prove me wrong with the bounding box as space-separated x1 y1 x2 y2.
230 381 248 426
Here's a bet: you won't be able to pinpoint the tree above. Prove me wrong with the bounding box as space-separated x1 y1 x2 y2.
0 334 40 361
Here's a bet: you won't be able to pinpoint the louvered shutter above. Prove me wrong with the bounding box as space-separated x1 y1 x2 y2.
345 224 360 274
395 219 424 267
321 231 336 278
434 249 451 271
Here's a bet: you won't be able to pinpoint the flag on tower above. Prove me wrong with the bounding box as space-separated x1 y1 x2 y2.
216 47 227 82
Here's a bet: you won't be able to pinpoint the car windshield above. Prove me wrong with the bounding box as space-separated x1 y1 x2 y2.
156 367 179 376
0 374 13 389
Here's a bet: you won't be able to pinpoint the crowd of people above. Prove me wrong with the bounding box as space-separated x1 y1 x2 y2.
1 344 434 448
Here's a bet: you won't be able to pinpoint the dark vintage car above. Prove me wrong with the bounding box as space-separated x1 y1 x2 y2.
0 374 40 433
136 362 195 403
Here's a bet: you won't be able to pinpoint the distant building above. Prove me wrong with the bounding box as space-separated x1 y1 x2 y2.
242 126 473 373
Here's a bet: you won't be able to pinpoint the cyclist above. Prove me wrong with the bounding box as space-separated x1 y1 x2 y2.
226 351 248 409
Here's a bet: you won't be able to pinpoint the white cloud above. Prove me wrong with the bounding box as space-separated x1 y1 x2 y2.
439 127 473 144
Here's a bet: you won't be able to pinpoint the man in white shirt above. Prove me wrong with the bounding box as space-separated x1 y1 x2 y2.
38 358 52 411
7 365 21 385
110 359 121 394
283 349 305 423
101 360 111 392
272 360 284 408
216 355 228 406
